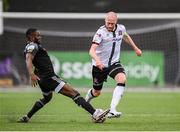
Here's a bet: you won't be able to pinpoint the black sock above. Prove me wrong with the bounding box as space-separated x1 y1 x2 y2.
27 100 44 118
73 94 95 115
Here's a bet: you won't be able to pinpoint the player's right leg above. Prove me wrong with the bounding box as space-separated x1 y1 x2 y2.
85 66 107 103
18 93 53 123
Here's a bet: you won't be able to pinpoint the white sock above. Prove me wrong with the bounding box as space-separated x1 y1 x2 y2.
85 89 95 102
110 85 125 112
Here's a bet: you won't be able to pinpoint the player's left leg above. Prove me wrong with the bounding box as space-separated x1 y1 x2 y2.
108 73 126 118
59 83 96 115
108 63 126 118
18 93 53 123
59 83 110 123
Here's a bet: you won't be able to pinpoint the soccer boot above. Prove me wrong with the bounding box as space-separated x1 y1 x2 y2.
107 111 122 118
18 115 30 123
92 108 110 123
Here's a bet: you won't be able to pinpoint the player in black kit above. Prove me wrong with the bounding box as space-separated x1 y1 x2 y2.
18 28 109 123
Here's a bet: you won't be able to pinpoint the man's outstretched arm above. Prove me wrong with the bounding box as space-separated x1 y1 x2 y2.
123 32 142 56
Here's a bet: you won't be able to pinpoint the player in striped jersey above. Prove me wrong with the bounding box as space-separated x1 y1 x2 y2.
85 11 142 118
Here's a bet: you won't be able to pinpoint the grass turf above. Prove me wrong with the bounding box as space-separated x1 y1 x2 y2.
0 91 180 131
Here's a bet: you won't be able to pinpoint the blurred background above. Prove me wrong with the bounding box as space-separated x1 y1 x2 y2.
0 0 180 88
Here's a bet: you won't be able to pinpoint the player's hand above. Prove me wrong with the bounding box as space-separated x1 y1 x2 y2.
30 73 40 87
135 48 142 56
96 60 104 71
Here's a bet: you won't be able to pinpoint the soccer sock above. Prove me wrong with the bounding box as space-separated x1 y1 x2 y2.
73 94 96 115
85 89 96 101
27 100 44 118
110 83 125 112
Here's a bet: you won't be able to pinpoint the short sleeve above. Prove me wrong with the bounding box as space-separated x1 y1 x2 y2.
92 29 102 44
25 43 38 56
120 25 127 36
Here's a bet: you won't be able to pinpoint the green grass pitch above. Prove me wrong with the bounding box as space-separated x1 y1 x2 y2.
0 90 180 131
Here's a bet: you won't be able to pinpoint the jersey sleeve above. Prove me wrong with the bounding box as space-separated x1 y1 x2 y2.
120 25 127 36
25 43 38 56
92 29 102 45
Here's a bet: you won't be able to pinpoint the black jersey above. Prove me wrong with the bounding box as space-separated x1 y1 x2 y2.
24 42 55 78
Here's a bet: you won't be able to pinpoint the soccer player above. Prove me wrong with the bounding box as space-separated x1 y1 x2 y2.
85 11 142 118
18 28 109 123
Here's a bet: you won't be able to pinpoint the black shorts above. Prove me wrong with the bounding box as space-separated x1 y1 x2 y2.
38 75 66 95
92 62 125 90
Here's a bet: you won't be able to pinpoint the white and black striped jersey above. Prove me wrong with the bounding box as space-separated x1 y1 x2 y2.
92 24 126 67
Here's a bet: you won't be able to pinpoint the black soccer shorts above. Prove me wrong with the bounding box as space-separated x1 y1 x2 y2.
38 75 66 95
92 61 125 90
